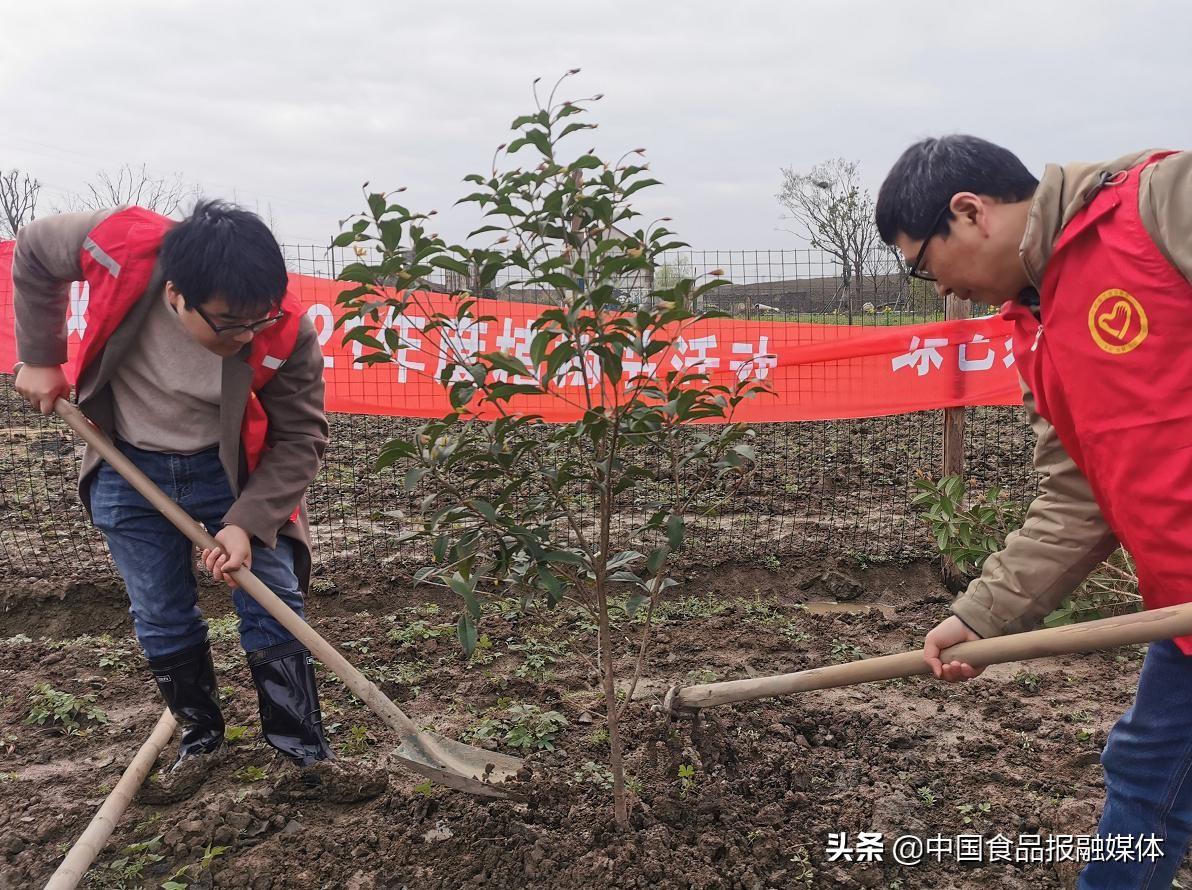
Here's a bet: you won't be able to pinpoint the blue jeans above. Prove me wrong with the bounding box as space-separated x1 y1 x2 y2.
90 441 305 660
1080 639 1192 888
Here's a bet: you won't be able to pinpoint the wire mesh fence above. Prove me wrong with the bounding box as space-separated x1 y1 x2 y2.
0 247 1033 587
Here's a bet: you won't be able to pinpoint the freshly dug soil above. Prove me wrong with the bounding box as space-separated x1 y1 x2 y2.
0 559 1171 888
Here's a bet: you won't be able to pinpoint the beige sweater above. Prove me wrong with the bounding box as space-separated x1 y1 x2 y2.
109 290 222 453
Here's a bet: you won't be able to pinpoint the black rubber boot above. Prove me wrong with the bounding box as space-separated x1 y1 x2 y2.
147 640 225 768
247 639 333 766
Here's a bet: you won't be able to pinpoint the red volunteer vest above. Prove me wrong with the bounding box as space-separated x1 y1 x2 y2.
76 207 303 478
1004 152 1192 652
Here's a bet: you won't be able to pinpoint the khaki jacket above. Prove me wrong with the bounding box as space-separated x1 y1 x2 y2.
952 150 1192 638
12 209 328 591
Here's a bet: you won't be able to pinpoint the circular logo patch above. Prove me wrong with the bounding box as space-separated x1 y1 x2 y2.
1088 289 1148 354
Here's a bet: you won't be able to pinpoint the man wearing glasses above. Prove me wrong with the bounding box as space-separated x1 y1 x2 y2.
877 136 1192 888
12 201 383 804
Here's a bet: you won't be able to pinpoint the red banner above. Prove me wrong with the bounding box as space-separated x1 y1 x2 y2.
0 242 1023 421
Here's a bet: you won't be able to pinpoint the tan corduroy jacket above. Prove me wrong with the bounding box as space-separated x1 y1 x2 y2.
12 209 328 591
952 150 1192 638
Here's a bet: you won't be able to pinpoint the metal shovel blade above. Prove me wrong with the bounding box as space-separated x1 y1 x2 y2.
395 731 524 797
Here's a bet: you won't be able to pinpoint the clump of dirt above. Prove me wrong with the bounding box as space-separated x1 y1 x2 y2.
0 559 1174 888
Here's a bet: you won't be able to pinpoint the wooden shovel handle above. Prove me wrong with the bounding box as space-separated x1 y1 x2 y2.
671 598 1192 711
51 398 428 740
44 709 176 890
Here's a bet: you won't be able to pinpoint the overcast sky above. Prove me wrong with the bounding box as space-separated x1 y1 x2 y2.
3 1 1190 250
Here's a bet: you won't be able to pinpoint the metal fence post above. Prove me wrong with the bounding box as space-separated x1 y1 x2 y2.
941 292 970 590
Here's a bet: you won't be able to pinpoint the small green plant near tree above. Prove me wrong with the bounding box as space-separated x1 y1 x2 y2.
1015 670 1042 693
829 639 863 662
235 765 268 783
916 785 937 807
956 801 991 825
677 763 697 797
572 760 614 790
788 847 817 887
509 638 567 679
333 71 770 824
387 618 451 646
206 615 239 644
913 474 1140 624
86 836 164 889
25 683 108 735
684 667 719 684
466 633 496 665
341 725 375 756
464 702 569 751
161 843 231 890
98 648 130 672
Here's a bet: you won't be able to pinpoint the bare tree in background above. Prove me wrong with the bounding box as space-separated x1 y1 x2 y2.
64 163 195 216
0 169 41 238
777 157 882 322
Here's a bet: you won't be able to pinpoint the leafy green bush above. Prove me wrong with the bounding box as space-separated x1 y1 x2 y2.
913 474 1140 625
911 476 1025 575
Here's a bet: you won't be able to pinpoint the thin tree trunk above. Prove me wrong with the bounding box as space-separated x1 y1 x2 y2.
596 581 628 825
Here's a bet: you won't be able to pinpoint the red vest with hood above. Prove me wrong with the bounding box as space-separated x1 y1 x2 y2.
1004 152 1192 652
76 206 302 477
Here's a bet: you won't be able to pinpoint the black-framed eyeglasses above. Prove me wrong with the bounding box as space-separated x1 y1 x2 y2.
907 201 953 282
193 305 285 337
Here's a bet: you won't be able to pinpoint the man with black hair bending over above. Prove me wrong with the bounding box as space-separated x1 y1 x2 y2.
877 136 1192 888
13 201 384 803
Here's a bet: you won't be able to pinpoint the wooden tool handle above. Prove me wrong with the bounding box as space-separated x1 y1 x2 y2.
53 399 427 740
672 598 1192 711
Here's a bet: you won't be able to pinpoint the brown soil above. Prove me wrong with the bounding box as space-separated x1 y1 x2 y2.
1 559 1174 889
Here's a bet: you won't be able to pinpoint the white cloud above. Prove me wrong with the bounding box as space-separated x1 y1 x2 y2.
2 0 1190 248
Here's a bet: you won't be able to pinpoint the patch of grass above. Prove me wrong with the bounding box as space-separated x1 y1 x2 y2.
25 683 108 735
235 765 268 783
98 648 131 672
206 616 239 644
742 596 783 622
360 659 427 690
829 639 864 663
956 801 991 825
508 639 567 680
464 702 569 751
161 842 230 890
339 725 374 756
466 633 497 666
572 760 614 790
652 595 730 622
1015 670 1042 693
387 619 451 646
86 835 164 889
